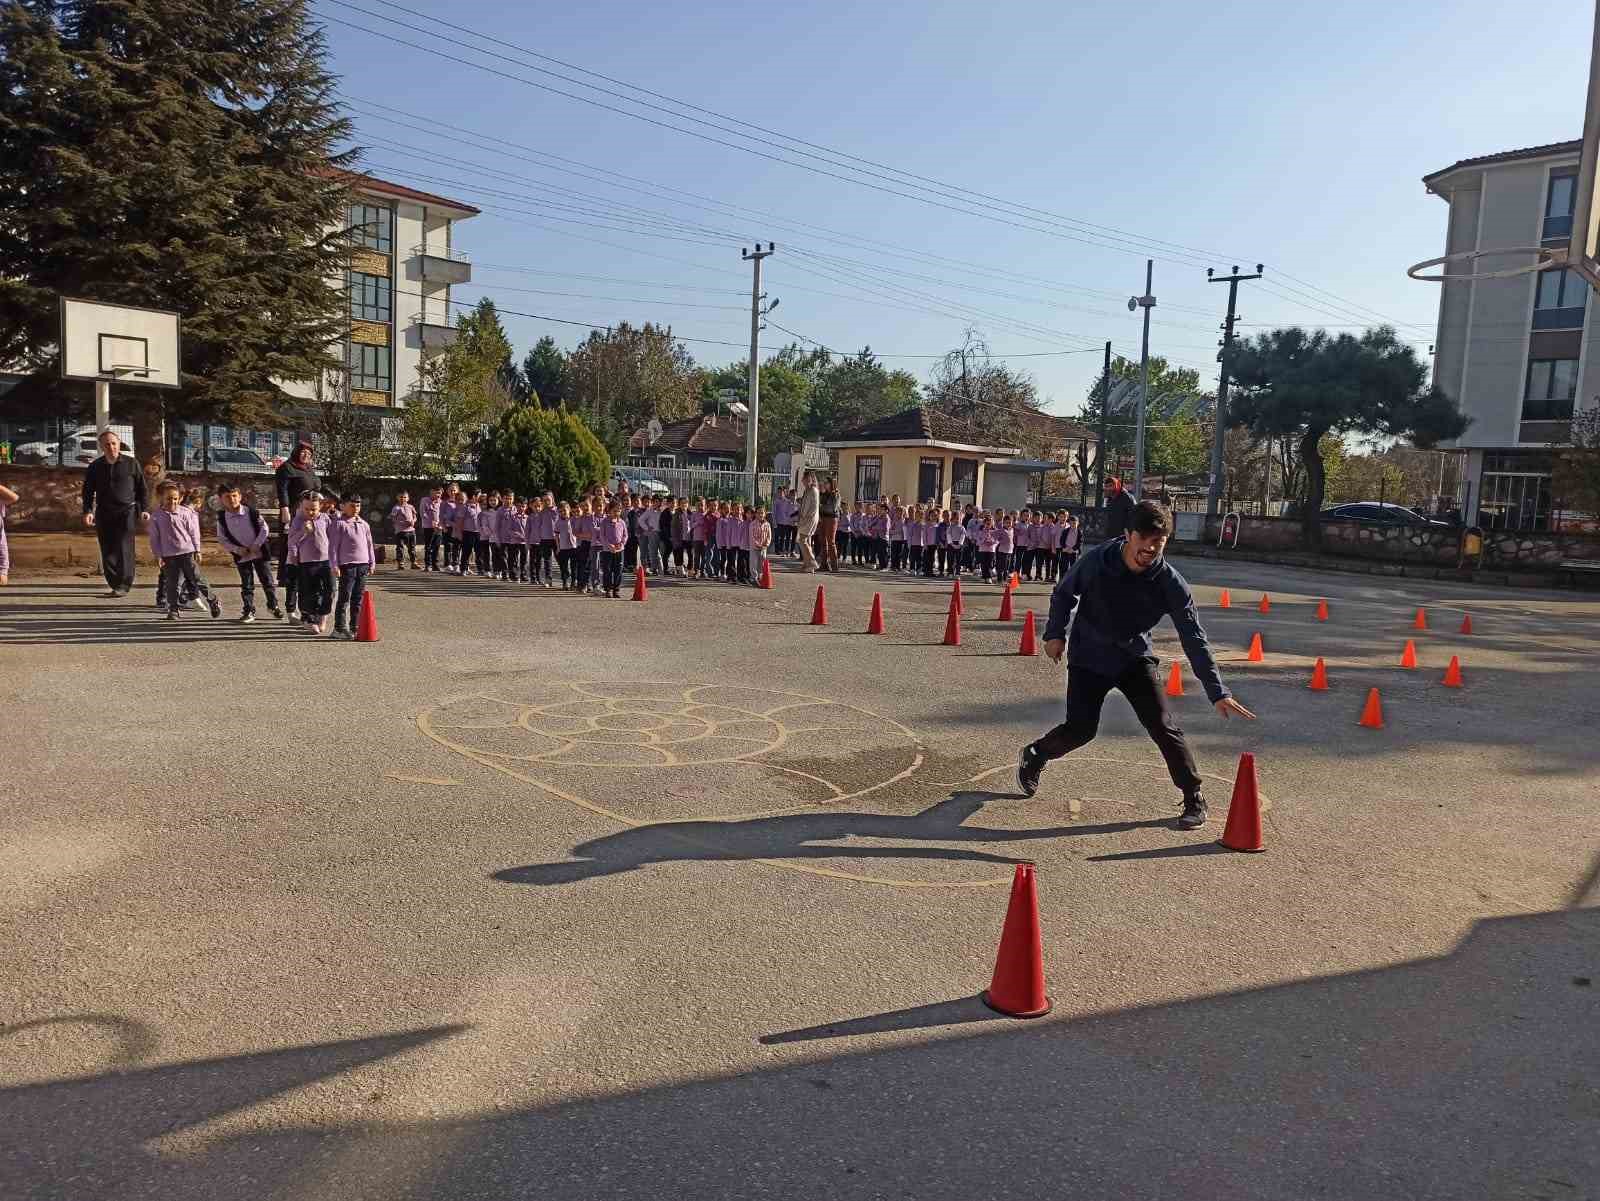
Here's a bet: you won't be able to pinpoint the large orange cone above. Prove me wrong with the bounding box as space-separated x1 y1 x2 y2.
1258 593 1271 614
1358 687 1384 729
1309 657 1329 690
1400 639 1418 669
1316 598 1329 621
355 591 380 643
1246 632 1264 662
1459 613 1473 635
1442 655 1463 688
810 585 827 626
982 863 1051 1018
631 564 648 602
997 584 1014 622
951 577 964 616
942 599 961 646
867 592 885 635
1217 752 1266 853
758 558 774 589
1010 570 1020 590
1413 607 1427 630
1218 588 1232 609
1018 610 1037 656
1165 661 1183 697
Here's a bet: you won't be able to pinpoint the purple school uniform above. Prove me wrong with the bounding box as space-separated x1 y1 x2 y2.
555 516 576 550
329 514 375 567
500 507 529 544
217 508 270 561
599 517 628 550
484 506 504 544
997 526 1015 554
574 514 594 542
420 496 441 530
148 506 203 558
390 503 417 533
977 527 999 552
534 508 558 543
889 513 905 541
438 499 457 530
0 501 8 576
945 521 967 549
293 513 331 563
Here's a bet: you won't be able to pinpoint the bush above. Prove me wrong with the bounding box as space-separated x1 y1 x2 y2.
476 406 611 501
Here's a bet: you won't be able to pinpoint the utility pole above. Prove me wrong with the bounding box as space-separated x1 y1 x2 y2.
1094 341 1111 508
1205 263 1264 518
1129 260 1156 500
741 242 776 504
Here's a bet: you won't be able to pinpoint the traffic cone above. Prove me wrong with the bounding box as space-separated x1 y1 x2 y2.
1400 639 1417 669
354 591 380 643
1165 661 1183 697
997 584 1014 622
1018 610 1037 656
1358 687 1384 729
1010 570 1021 590
1217 752 1266 853
758 558 774 589
631 564 648 602
867 592 885 635
1258 593 1271 614
1442 655 1463 688
1219 588 1232 609
1413 607 1427 630
942 598 961 647
1308 657 1329 691
951 577 964 616
1316 598 1329 621
1459 614 1473 635
981 863 1052 1018
1246 632 1264 662
810 585 827 626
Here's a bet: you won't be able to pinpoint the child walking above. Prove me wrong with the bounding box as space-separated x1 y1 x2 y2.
329 493 375 639
217 482 282 622
0 481 16 586
291 491 334 634
150 481 222 621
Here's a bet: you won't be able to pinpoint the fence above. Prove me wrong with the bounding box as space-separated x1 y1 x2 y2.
613 464 789 505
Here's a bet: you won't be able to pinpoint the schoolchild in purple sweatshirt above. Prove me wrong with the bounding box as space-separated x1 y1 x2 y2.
217 481 282 622
328 493 376 639
389 490 419 570
149 481 221 621
420 486 443 572
291 492 334 634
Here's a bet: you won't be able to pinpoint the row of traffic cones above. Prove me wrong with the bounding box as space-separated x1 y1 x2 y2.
813 582 1041 655
1221 589 1476 636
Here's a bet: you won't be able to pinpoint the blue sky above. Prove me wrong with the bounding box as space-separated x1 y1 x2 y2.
316 0 1589 414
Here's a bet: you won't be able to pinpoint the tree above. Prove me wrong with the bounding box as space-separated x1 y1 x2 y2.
393 300 512 477
476 404 611 500
1146 403 1209 479
0 0 354 457
806 348 918 437
1554 407 1600 523
307 374 385 494
567 322 701 455
924 331 1051 451
521 335 570 408
703 351 813 467
1228 327 1470 545
1077 355 1207 483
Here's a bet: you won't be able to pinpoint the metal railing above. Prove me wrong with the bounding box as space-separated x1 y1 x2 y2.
409 244 470 263
613 464 788 504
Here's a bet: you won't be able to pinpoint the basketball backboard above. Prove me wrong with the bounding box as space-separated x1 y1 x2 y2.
1570 0 1600 288
59 297 181 389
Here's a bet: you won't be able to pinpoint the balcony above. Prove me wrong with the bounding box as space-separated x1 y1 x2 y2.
406 244 471 285
409 312 457 351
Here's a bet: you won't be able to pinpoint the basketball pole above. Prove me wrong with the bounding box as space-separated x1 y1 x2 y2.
95 379 110 435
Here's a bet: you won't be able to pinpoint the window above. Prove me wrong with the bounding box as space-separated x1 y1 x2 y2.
950 457 979 502
349 203 393 253
855 454 882 502
1523 358 1578 421
1479 465 1553 532
708 457 735 471
1543 172 1576 241
349 343 391 392
348 272 392 323
653 453 675 468
1532 267 1587 330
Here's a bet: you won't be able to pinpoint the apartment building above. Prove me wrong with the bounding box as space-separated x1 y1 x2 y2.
1424 140 1597 530
279 169 480 410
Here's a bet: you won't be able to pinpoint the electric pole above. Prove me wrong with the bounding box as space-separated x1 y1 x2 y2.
741 242 776 504
1129 260 1156 500
1093 341 1111 508
1205 263 1263 518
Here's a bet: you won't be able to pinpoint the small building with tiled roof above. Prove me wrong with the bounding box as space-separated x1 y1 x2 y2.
628 413 748 470
822 405 1035 510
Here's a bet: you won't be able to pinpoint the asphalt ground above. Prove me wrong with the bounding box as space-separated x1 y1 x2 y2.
2 549 1597 1200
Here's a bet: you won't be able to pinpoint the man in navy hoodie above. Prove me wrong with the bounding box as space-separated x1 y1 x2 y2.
1017 500 1256 829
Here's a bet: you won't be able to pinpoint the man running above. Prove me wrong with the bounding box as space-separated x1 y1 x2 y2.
1017 499 1255 829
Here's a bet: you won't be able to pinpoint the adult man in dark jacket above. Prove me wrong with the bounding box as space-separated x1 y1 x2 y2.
1017 500 1255 829
1105 475 1136 537
81 429 149 595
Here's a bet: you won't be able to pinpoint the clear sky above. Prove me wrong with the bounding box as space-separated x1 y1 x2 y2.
315 0 1589 415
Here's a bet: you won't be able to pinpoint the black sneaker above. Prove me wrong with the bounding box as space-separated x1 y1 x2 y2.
1016 744 1044 798
207 597 222 619
1177 792 1208 830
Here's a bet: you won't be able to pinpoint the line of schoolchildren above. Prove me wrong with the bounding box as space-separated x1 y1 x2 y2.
816 501 1084 583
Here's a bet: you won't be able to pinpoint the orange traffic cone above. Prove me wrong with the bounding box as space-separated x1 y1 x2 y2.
758 558 774 589
981 863 1052 1018
1442 655 1463 688
951 577 964 616
810 585 827 626
1165 661 1183 697
1217 752 1266 853
1459 613 1473 635
1018 610 1037 656
1358 687 1384 729
1308 657 1329 691
1400 639 1418 669
355 591 380 642
1258 593 1271 614
1316 598 1329 621
942 597 961 647
1010 570 1021 590
1218 588 1232 609
997 584 1014 622
1246 632 1264 662
1413 607 1427 630
867 592 885 635
631 564 648 602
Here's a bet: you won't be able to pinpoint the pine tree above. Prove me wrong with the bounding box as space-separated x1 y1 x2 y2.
0 0 354 456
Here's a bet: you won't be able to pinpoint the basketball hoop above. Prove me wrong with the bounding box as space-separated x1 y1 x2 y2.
106 363 151 379
1406 245 1562 283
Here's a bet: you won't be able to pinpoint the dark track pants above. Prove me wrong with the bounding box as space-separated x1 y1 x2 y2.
1030 661 1202 794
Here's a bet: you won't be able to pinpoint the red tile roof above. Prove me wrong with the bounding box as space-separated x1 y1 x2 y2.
315 166 482 216
1423 139 1581 186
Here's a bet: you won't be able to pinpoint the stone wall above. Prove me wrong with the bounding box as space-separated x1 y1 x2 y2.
1200 513 1600 570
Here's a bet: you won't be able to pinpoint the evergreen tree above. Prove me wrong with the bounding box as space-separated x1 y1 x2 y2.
521 335 570 408
0 0 354 455
477 404 610 500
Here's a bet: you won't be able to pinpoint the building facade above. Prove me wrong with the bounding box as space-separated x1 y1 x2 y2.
1424 140 1597 530
823 407 1022 510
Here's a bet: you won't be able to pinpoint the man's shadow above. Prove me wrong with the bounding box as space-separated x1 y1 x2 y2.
492 791 1170 885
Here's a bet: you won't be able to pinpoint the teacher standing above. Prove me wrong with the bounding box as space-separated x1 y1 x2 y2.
81 430 149 596
275 441 322 567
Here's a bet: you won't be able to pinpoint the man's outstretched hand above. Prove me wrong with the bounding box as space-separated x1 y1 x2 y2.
1043 638 1065 663
1215 697 1256 720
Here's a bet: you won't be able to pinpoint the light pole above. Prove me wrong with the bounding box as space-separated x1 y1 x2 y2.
1128 259 1155 500
741 242 776 504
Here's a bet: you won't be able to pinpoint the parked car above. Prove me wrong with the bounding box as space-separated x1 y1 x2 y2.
206 446 274 474
1320 502 1447 526
611 468 671 497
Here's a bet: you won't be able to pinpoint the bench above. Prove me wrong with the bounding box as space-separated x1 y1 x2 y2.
1558 559 1600 588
